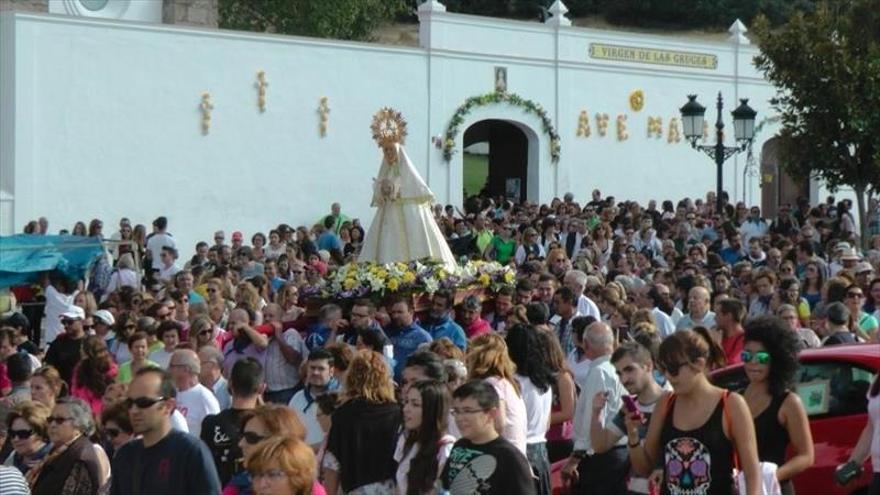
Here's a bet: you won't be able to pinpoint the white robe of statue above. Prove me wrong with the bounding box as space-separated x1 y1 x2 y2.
360 143 458 270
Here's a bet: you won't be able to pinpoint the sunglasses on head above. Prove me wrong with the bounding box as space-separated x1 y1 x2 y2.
125 396 166 409
7 428 34 440
741 350 771 364
241 431 267 445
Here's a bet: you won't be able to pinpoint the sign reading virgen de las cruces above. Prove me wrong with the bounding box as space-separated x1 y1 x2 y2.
589 43 718 70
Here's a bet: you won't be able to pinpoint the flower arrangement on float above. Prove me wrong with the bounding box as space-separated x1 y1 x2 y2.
300 259 516 302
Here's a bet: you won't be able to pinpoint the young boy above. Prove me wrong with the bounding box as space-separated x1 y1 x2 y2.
440 380 536 495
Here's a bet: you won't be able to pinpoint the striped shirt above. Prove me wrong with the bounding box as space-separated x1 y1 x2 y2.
0 465 29 494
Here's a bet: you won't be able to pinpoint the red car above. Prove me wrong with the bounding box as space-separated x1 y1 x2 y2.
712 343 880 495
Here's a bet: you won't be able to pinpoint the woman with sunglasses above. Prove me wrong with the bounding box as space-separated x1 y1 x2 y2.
844 284 879 342
99 401 133 458
228 404 326 495
29 397 103 495
625 330 761 494
4 401 52 476
741 316 814 494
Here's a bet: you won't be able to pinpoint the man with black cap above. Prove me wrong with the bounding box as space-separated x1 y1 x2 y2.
820 302 857 346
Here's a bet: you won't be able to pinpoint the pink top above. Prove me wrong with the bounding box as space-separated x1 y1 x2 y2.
484 376 528 455
465 318 492 339
70 362 118 416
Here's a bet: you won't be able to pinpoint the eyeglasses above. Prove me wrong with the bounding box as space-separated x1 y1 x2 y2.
450 408 487 417
61 319 74 326
252 469 288 482
206 288 217 293
47 416 73 425
104 428 122 438
741 350 771 365
8 428 34 440
125 396 166 409
847 292 864 299
82 324 93 330
199 330 214 336
659 361 690 377
241 431 268 444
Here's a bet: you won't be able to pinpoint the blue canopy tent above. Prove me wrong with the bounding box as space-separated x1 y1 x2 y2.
0 235 105 288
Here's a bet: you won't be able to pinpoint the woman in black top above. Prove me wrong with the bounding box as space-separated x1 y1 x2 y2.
324 349 402 494
625 330 761 495
742 317 814 494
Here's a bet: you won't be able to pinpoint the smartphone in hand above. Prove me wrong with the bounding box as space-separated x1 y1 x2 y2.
622 394 644 422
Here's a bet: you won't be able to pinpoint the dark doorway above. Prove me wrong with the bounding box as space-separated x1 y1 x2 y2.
463 120 528 202
760 137 809 217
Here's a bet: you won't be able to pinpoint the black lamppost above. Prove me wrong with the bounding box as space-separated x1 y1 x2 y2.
680 92 757 214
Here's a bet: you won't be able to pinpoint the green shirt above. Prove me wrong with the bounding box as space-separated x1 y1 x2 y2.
491 236 516 264
116 359 160 384
475 230 494 254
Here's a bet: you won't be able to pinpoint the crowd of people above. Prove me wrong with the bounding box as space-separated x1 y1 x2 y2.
0 190 878 495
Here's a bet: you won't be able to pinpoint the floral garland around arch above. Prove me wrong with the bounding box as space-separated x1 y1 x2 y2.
442 91 561 163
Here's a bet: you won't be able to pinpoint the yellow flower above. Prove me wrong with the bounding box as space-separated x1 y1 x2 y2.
376 269 388 279
503 271 515 284
343 278 357 290
436 268 447 280
387 278 400 291
478 274 491 287
402 272 416 283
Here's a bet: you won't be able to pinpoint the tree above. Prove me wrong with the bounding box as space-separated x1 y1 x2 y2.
219 0 407 41
753 0 880 244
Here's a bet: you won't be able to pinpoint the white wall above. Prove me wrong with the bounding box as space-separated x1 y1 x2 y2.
1 6 779 253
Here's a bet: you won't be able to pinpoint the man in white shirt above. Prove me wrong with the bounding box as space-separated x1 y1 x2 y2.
563 269 601 320
156 246 182 283
633 284 676 338
42 276 74 347
145 216 176 271
197 346 231 410
588 342 666 495
262 304 308 405
288 349 339 449
561 322 627 495
169 349 220 437
675 286 716 331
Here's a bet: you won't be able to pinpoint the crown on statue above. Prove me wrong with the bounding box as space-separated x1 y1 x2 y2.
371 107 408 164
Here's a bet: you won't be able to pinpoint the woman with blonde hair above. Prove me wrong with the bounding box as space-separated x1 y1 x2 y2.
467 333 528 454
31 366 68 411
245 437 317 495
235 282 263 314
228 404 326 495
324 350 400 494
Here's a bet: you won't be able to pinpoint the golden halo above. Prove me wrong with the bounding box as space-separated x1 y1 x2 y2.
371 107 408 148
